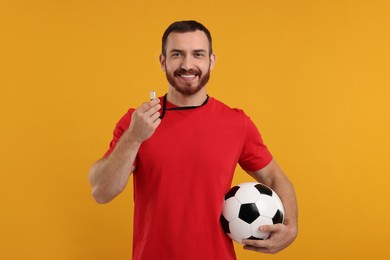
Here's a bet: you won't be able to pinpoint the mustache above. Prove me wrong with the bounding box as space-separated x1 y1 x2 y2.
174 68 201 76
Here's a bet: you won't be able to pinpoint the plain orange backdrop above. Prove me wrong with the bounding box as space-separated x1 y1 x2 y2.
1 0 389 259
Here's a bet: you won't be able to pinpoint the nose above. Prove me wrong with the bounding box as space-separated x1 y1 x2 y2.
180 56 193 71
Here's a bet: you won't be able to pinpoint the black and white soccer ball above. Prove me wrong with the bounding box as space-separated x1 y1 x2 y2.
220 182 284 244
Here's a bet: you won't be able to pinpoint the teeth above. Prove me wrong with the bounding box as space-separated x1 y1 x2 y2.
181 75 195 78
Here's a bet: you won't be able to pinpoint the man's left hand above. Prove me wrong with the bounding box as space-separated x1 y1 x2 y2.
242 223 297 254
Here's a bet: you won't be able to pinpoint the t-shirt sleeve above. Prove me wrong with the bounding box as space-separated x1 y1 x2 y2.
238 114 273 172
103 109 134 158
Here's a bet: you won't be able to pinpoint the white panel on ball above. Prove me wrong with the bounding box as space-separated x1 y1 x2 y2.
255 194 279 218
222 197 241 221
235 186 260 204
228 218 251 244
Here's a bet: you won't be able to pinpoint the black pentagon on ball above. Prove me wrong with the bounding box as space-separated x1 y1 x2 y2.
272 209 284 224
254 183 273 196
239 203 260 224
224 186 240 200
220 214 230 233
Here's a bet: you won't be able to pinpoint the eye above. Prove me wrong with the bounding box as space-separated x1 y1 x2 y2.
194 51 208 59
194 52 205 58
171 52 182 58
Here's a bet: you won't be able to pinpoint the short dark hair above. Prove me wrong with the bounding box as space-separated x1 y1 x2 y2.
161 20 213 56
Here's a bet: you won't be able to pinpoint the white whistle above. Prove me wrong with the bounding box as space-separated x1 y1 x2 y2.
150 90 156 100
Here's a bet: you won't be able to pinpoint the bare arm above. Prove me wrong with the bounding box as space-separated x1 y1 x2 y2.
243 159 298 253
89 99 161 204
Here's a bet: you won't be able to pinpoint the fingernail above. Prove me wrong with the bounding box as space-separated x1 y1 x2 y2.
259 226 265 231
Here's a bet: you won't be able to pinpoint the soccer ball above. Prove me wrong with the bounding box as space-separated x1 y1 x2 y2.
220 182 284 244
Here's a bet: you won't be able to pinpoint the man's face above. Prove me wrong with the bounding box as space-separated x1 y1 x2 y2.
160 30 216 96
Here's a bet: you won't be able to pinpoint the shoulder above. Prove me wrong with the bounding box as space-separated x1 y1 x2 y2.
209 97 251 121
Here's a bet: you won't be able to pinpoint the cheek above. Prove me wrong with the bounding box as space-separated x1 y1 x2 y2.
200 62 211 73
164 61 178 73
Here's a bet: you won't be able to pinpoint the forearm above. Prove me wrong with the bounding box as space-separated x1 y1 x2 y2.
244 160 298 253
248 160 298 231
89 133 140 204
270 173 298 229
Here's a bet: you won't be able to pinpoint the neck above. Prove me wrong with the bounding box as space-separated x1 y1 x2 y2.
167 87 208 107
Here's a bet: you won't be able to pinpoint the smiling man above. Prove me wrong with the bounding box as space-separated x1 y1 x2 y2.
89 20 298 260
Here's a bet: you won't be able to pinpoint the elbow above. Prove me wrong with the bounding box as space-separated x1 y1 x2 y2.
91 186 117 204
92 195 109 205
89 166 116 204
89 162 127 204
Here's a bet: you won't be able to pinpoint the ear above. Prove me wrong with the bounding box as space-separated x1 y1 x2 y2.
159 54 166 72
209 53 216 71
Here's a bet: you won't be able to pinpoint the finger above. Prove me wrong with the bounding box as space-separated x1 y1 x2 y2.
139 99 160 113
150 110 161 122
243 245 276 254
259 223 282 233
242 239 270 253
143 102 161 118
152 117 162 127
243 245 268 253
242 238 269 248
242 239 279 254
148 100 161 115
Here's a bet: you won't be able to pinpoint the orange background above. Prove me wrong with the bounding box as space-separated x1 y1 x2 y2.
1 0 389 259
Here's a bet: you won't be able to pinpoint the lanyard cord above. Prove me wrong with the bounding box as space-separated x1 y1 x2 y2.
160 93 209 119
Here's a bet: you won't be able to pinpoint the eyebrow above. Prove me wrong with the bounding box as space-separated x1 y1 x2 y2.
169 49 183 53
169 49 207 54
193 49 207 53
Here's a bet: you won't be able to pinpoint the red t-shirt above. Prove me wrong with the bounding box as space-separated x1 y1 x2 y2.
105 96 272 260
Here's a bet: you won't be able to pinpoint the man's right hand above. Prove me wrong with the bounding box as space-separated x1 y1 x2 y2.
126 98 162 143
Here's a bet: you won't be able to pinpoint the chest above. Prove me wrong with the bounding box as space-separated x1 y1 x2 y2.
138 110 245 168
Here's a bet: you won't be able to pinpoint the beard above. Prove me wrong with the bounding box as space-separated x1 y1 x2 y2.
165 67 211 96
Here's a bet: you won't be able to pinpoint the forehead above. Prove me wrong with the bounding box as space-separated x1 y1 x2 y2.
165 30 210 53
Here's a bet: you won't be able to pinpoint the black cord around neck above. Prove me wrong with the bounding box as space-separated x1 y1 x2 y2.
160 94 209 119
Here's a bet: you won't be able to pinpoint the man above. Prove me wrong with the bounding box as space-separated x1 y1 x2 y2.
89 20 298 259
